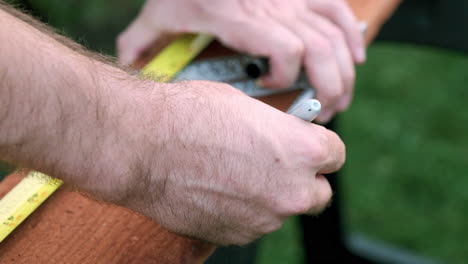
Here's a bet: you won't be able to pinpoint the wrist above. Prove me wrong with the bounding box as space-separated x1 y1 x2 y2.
62 60 185 204
53 59 149 202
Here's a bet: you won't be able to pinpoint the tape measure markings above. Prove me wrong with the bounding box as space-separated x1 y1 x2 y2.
0 171 63 242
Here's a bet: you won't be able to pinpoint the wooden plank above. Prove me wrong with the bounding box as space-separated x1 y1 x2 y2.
0 171 215 264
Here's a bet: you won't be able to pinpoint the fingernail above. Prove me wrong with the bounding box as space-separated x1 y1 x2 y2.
359 21 368 35
357 47 367 63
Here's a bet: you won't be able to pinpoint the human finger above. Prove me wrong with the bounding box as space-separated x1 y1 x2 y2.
307 124 346 174
264 8 345 121
308 0 366 63
306 174 333 214
214 18 304 89
117 17 164 65
301 14 355 111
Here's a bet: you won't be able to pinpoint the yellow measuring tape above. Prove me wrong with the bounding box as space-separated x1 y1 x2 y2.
0 33 214 243
143 34 213 82
0 172 63 241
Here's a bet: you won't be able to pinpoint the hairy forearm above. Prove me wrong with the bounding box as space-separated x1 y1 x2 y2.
0 5 148 200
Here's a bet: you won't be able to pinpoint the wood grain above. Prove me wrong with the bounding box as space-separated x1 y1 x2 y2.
0 171 215 264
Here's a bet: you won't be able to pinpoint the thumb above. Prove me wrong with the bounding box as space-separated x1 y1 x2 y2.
116 18 163 65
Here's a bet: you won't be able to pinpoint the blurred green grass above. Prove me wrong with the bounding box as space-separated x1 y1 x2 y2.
341 43 468 264
1 1 468 263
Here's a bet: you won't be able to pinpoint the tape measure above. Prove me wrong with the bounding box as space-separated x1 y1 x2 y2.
143 34 214 81
0 172 62 241
0 33 214 243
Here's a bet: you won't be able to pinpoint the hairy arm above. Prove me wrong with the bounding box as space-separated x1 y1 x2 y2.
0 3 147 199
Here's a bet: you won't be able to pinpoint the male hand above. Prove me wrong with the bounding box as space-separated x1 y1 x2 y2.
117 0 366 123
0 2 345 247
105 80 345 245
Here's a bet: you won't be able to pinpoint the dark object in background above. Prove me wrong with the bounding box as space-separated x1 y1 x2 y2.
0 162 15 181
206 243 258 264
379 0 468 54
300 121 377 264
5 0 143 54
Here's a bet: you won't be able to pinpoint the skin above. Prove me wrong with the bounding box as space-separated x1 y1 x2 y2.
0 3 345 245
118 0 366 123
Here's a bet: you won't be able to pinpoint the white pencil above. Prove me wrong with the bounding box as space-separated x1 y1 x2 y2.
287 99 321 122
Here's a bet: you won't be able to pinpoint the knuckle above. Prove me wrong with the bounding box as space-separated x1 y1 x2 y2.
290 187 316 215
330 90 344 101
326 27 345 43
324 129 345 166
274 186 315 216
309 142 329 164
285 40 305 58
308 35 332 56
305 127 330 162
343 67 356 87
319 83 345 103
308 187 333 213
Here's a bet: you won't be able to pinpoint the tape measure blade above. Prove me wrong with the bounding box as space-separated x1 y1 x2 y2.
142 34 214 81
0 172 62 242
